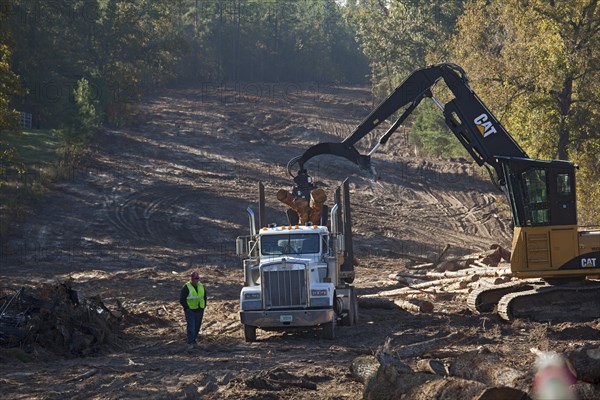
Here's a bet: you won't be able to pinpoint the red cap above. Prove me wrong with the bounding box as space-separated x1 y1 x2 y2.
190 271 200 280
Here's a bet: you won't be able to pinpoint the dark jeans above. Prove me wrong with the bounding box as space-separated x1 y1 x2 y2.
184 308 204 345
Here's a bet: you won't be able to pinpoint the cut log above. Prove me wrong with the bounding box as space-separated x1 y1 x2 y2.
490 244 511 262
276 189 296 208
396 276 429 286
293 197 309 224
364 276 482 298
474 260 497 268
392 271 429 279
446 280 471 291
351 355 381 384
363 366 437 400
573 381 600 400
394 299 434 314
403 377 487 400
415 359 448 376
448 349 525 388
357 297 397 310
480 247 502 266
406 262 435 270
395 332 466 358
436 261 463 272
566 346 600 384
426 267 508 279
476 386 530 400
308 188 326 225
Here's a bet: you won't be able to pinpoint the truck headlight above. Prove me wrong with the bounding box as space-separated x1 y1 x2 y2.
310 289 328 297
244 292 261 300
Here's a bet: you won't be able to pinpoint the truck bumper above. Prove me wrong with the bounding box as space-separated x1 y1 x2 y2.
240 308 333 328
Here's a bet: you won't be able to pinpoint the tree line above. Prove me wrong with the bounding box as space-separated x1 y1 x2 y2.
1 0 368 133
1 0 598 224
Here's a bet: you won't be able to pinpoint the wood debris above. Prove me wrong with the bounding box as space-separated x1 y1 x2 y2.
362 245 514 304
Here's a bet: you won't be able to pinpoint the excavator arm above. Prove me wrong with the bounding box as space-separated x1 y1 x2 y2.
288 63 528 186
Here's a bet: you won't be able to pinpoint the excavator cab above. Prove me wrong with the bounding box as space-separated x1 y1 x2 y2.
501 157 577 228
498 157 594 278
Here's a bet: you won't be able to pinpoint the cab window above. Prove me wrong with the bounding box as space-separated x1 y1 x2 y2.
522 168 549 225
557 173 571 195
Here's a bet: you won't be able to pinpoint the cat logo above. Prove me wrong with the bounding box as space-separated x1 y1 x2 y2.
581 257 597 268
474 114 497 138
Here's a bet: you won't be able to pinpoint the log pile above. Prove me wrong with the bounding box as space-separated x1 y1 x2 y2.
350 340 600 399
361 244 515 313
0 281 124 356
350 351 530 400
277 188 326 225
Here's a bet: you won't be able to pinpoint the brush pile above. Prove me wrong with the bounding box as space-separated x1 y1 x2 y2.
0 281 123 356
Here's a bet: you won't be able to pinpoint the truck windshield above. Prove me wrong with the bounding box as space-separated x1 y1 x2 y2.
261 234 320 256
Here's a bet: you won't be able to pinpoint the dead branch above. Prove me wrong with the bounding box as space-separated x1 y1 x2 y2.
394 299 434 314
395 332 466 358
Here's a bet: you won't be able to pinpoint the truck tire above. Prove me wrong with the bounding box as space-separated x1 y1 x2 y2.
321 318 335 340
244 324 257 342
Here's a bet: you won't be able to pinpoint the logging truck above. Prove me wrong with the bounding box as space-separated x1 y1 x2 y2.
237 178 358 342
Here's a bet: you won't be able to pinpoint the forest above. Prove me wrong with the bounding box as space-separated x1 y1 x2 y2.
1 0 599 225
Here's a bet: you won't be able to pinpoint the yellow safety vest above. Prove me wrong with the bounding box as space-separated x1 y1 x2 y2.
185 281 205 310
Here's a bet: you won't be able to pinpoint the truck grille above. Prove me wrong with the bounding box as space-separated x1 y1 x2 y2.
263 269 307 308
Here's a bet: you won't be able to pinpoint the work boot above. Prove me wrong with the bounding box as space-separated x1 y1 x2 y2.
187 343 194 351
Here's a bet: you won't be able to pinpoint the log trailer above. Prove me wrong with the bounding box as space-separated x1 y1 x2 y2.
236 180 358 342
287 63 600 321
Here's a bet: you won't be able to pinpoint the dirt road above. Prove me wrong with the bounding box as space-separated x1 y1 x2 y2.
1 84 598 399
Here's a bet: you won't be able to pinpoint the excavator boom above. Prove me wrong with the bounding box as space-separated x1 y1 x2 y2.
288 63 527 185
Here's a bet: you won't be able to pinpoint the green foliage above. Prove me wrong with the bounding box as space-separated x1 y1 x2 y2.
344 0 466 158
0 41 21 132
346 0 465 99
63 79 100 146
0 129 63 238
0 1 21 130
0 2 24 181
410 101 468 158
5 0 369 131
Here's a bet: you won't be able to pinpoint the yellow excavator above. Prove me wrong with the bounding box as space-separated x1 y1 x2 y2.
287 63 600 321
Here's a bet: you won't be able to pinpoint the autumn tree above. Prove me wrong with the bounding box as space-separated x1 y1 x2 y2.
0 3 21 132
451 0 600 224
0 2 24 175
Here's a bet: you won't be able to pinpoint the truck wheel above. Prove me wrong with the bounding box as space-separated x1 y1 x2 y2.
321 318 335 340
244 325 257 342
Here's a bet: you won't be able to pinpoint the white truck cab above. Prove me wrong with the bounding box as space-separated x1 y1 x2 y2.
237 184 357 342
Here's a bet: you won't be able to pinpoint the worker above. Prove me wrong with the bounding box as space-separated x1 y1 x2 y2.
179 271 207 350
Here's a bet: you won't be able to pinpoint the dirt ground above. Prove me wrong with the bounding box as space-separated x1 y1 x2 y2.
1 84 598 399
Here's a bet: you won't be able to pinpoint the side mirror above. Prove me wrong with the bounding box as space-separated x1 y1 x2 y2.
336 234 345 254
236 237 248 257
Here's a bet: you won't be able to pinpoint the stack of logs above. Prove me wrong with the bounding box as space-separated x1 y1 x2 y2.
277 188 326 225
351 344 600 400
360 244 512 314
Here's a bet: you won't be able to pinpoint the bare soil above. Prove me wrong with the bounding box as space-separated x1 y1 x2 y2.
1 84 598 399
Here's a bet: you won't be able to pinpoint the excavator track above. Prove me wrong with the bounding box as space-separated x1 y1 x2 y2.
497 282 600 322
467 281 540 313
